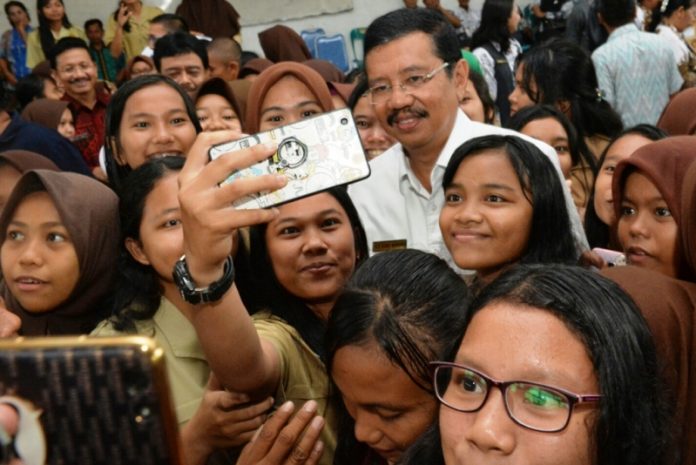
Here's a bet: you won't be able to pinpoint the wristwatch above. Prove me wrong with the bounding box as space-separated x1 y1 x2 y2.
172 255 235 304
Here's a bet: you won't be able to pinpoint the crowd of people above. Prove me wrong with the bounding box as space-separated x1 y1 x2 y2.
0 0 696 464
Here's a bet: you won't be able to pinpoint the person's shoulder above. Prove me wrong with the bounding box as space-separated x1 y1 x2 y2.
350 145 402 195
144 5 165 17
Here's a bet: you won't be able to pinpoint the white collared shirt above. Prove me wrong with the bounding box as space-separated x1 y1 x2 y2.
349 109 588 272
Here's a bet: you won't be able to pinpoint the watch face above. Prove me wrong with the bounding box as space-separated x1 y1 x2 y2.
276 137 308 169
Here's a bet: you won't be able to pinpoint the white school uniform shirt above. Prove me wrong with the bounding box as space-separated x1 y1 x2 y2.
656 24 692 67
348 109 589 272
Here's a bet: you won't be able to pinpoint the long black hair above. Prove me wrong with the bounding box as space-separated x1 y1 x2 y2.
584 124 667 248
36 0 72 58
326 250 471 465
470 0 515 52
247 187 369 358
402 264 671 465
104 74 201 193
443 135 578 269
108 156 184 331
516 38 623 146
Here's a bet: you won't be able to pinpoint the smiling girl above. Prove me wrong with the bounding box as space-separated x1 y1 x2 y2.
439 134 577 287
104 74 201 191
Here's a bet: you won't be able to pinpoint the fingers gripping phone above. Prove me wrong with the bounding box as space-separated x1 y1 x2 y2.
209 108 371 209
0 336 182 465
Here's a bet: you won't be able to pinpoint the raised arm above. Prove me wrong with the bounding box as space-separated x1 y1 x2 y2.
106 5 129 59
177 131 288 398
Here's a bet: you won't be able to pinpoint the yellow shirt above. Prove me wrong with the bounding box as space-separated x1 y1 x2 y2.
26 26 86 69
91 297 209 425
104 5 163 60
253 312 338 465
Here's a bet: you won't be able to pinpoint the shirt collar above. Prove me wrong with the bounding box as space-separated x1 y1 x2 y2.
63 82 110 109
396 109 471 188
609 23 639 41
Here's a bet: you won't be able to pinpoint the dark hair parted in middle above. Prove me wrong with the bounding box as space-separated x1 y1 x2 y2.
325 249 471 465
443 134 577 265
104 74 201 192
363 7 460 74
402 263 671 465
248 187 369 357
469 264 670 465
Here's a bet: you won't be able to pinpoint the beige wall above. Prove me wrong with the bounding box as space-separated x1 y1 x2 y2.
1 0 498 63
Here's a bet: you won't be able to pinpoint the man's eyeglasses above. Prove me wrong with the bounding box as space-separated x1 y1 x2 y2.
431 362 601 433
367 62 450 105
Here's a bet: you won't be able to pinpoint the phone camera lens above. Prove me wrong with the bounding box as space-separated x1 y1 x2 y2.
340 118 348 125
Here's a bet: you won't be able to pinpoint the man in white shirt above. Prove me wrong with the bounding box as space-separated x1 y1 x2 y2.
349 8 586 268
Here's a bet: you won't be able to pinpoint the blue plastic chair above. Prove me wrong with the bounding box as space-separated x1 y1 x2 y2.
301 28 326 57
316 34 350 72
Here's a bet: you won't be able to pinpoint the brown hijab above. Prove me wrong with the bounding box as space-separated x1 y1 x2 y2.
681 159 696 280
612 136 696 281
603 265 696 465
175 0 240 38
258 25 312 63
239 58 273 79
0 150 59 172
245 62 334 134
657 88 696 136
0 170 120 335
20 98 71 132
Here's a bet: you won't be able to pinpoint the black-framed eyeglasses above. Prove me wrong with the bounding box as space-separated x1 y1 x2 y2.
431 361 601 433
367 62 450 105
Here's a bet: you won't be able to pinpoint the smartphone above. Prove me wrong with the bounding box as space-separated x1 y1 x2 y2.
0 336 182 465
209 108 371 209
592 247 627 267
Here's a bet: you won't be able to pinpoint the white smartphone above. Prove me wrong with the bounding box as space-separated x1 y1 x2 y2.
208 108 371 209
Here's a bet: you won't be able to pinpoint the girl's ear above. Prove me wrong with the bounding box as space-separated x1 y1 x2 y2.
125 238 150 266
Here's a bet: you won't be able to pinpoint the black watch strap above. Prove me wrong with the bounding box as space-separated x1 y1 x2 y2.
172 255 235 304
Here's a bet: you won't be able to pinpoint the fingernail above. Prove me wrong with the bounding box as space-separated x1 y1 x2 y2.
313 440 324 453
263 142 277 151
311 416 324 429
280 401 294 412
275 174 287 183
303 400 317 412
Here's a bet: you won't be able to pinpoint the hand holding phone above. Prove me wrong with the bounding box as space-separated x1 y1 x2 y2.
208 109 370 209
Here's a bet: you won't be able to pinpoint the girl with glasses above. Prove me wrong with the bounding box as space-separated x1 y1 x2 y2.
403 264 670 465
